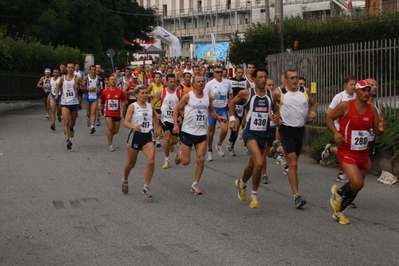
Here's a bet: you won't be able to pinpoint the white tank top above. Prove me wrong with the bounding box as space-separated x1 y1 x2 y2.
50 77 61 96
130 102 154 133
279 87 309 127
181 91 209 136
246 76 255 89
86 75 99 100
60 75 79 105
160 89 180 123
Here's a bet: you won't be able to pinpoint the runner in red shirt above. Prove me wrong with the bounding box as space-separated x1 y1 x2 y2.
326 80 386 225
99 75 127 152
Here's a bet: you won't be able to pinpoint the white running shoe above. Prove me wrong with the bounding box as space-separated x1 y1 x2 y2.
206 151 213 161
215 145 225 157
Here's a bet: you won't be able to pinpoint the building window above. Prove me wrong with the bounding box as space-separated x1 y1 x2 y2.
163 4 167 16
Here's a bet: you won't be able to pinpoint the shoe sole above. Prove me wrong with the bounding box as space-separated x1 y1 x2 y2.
142 191 153 198
190 189 202 195
296 200 306 209
249 204 258 209
332 213 350 225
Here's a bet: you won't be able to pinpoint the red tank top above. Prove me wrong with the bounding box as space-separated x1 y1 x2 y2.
338 100 373 157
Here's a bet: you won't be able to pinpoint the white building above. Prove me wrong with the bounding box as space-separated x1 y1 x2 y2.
138 0 364 58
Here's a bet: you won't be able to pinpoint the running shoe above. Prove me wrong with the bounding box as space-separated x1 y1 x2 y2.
226 142 236 157
294 194 307 208
122 180 129 194
243 147 249 155
238 130 243 140
190 183 203 195
142 186 153 198
276 153 286 165
156 141 161 148
162 160 169 169
90 127 96 134
215 145 225 157
348 202 357 208
174 148 181 165
321 143 332 160
206 151 213 161
57 114 62 122
270 140 282 157
332 211 350 225
262 174 269 184
109 145 115 152
283 166 289 175
96 119 101 126
330 185 342 212
235 179 247 202
86 116 90 127
170 145 175 153
336 172 347 183
66 139 72 150
70 127 74 138
249 193 259 209
50 123 55 131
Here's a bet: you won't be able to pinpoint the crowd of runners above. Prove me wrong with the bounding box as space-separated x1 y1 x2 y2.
37 59 386 225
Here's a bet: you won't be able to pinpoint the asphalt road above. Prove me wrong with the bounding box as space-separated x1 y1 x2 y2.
1 105 399 266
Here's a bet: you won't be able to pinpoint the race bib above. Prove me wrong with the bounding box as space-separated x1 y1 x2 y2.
65 89 75 103
249 112 268 131
235 104 244 117
351 130 369 151
88 90 97 99
216 94 227 104
108 100 118 111
194 109 206 126
141 112 151 133
161 106 173 118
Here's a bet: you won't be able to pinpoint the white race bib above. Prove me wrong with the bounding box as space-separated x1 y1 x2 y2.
140 112 151 133
249 112 268 131
351 130 369 150
108 100 118 111
65 89 75 103
235 104 244 117
194 109 206 126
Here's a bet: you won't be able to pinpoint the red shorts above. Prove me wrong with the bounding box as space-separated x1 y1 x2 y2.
338 153 369 170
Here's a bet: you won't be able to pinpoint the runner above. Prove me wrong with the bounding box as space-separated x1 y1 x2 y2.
229 68 279 208
83 65 100 134
272 68 317 208
173 75 227 195
54 62 86 150
36 68 51 118
122 84 158 197
204 65 233 161
151 74 182 169
327 80 385 224
147 72 164 147
98 75 127 152
49 67 62 130
123 72 139 106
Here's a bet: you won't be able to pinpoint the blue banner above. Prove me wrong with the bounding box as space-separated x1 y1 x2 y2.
195 42 229 61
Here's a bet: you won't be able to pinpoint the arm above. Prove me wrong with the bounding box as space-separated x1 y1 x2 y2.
36 77 44 89
152 105 159 137
74 76 87 92
54 78 63 100
306 88 317 122
151 90 162 107
146 84 153 94
228 89 249 132
208 95 227 123
325 102 348 146
98 92 104 110
172 93 190 134
372 105 386 136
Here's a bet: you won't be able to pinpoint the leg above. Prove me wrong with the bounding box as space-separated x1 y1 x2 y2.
207 126 215 151
141 142 156 186
123 145 139 181
50 100 56 124
163 129 172 158
193 140 207 183
105 117 115 146
217 120 228 146
245 140 265 192
61 107 71 140
286 152 299 195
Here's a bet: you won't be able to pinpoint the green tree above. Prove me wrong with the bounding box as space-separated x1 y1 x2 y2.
229 22 281 67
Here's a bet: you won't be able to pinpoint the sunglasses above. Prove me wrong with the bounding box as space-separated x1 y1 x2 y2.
214 71 223 74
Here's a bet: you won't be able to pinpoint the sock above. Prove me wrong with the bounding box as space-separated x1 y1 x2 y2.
144 185 149 190
338 182 357 211
165 157 169 161
251 191 257 195
294 193 299 199
240 179 246 187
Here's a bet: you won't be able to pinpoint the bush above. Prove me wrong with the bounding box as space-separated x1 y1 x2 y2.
375 107 399 161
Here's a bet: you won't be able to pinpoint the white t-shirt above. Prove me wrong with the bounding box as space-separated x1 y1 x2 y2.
204 78 232 108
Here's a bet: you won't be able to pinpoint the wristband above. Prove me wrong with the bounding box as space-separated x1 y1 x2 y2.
229 116 236 122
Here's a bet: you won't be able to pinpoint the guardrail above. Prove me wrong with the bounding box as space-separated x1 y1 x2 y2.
0 71 42 101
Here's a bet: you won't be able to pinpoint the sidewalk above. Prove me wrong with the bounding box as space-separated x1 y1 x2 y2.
0 100 42 113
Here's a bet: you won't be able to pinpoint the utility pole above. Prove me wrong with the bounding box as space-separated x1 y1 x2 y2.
275 0 284 52
264 0 270 26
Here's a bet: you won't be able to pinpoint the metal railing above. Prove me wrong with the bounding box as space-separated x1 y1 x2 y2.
267 38 399 123
0 71 42 101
